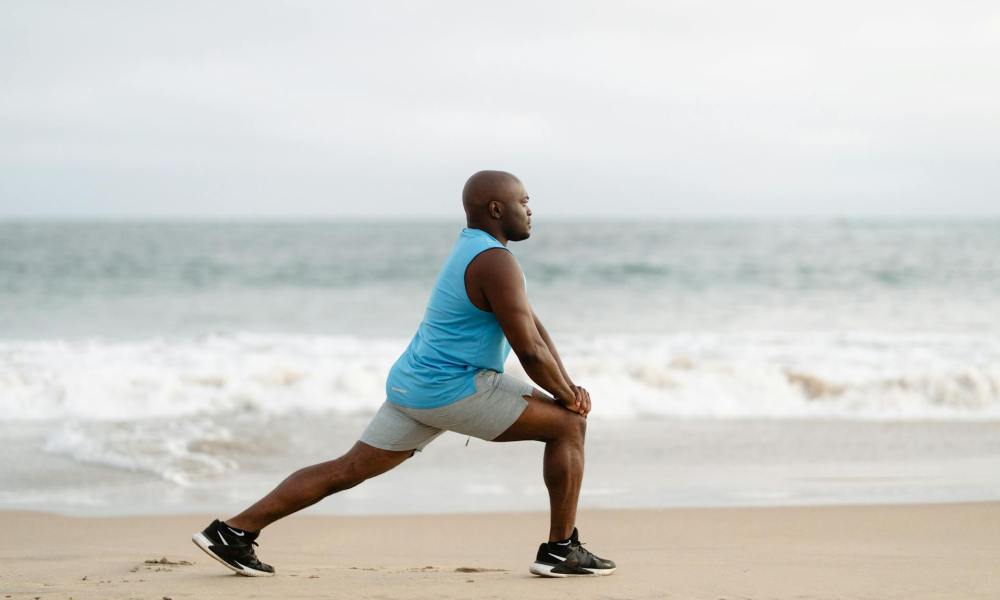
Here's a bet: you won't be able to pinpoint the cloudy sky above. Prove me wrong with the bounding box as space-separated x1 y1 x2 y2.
2 1 998 219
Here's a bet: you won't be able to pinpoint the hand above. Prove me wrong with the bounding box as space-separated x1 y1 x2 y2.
571 384 591 417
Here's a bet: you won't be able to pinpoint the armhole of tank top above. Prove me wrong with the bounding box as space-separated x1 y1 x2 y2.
462 245 513 315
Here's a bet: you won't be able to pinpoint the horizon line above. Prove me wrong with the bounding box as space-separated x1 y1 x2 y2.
2 214 1000 224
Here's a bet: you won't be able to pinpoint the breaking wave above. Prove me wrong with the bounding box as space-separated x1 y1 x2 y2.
4 331 999 484
3 332 1000 423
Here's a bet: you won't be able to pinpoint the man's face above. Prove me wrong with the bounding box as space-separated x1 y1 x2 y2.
500 182 532 242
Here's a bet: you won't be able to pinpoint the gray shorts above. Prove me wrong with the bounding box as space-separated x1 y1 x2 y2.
360 369 534 452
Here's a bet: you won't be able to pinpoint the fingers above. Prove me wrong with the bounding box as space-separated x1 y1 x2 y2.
559 392 580 414
571 385 592 417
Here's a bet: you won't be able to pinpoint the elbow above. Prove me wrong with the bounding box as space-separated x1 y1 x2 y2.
515 342 548 366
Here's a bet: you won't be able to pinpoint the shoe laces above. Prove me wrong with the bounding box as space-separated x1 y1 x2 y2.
572 540 601 559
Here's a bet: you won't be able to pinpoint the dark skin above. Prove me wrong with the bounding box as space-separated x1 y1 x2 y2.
227 170 591 542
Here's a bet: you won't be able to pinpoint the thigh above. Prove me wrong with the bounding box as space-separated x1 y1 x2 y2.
359 401 446 453
399 370 535 442
491 391 584 443
347 440 419 475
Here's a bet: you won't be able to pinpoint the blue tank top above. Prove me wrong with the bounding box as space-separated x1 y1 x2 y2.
385 227 517 408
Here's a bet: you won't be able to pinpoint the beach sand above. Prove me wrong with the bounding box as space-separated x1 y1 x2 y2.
2 503 997 600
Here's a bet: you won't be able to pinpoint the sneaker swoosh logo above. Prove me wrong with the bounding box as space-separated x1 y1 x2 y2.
548 552 568 561
226 527 246 536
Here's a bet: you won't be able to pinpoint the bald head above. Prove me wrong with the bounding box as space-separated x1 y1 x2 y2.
462 170 523 215
462 170 532 243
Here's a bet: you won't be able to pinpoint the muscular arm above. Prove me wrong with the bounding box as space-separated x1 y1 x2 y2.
532 308 574 388
468 249 577 407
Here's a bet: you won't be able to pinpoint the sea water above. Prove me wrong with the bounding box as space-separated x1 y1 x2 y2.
1 219 999 515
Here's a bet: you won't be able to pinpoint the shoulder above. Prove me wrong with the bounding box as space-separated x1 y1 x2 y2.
468 246 517 270
466 247 522 286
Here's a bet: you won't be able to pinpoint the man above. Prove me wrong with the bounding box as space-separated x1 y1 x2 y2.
192 170 616 578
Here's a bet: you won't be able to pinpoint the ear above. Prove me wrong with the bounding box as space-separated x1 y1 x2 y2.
489 200 502 219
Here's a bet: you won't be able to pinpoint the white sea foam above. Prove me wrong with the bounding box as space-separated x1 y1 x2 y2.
18 331 995 486
0 333 401 421
2 332 1000 424
557 332 1000 421
42 419 241 486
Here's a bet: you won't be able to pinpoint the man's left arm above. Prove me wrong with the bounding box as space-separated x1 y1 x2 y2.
531 308 574 387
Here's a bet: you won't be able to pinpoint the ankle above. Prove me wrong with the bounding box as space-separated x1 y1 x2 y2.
547 530 573 544
223 519 257 534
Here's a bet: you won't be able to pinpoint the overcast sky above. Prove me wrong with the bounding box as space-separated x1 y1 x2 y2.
1 1 998 219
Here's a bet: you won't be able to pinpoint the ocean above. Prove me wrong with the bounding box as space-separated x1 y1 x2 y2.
2 219 999 515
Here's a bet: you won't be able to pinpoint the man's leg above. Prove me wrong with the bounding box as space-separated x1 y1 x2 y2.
226 441 415 532
492 392 586 542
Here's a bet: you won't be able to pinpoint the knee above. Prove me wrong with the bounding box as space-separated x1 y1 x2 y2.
327 447 412 494
322 455 370 495
559 413 587 444
332 478 362 494
575 413 587 441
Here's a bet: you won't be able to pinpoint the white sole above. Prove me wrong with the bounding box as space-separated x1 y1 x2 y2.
529 561 616 577
191 532 275 577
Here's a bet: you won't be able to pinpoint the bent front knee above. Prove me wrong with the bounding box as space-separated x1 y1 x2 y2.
558 413 587 444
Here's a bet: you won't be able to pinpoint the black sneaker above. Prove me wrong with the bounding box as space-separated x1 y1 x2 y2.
191 519 275 577
529 527 616 577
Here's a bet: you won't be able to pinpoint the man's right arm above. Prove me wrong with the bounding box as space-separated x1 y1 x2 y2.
469 249 581 413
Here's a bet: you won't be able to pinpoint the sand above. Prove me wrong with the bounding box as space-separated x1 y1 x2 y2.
1 503 998 599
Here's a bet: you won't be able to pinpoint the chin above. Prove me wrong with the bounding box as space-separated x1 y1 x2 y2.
505 223 531 242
